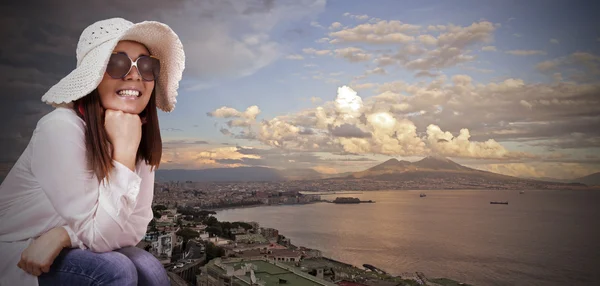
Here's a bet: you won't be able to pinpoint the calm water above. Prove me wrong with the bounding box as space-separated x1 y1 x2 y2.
215 190 600 286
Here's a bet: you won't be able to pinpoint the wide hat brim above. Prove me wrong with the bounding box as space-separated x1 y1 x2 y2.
41 20 185 112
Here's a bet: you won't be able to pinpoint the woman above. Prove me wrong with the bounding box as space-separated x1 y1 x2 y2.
0 17 185 286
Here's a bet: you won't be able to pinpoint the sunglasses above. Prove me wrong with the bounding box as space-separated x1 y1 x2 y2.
106 52 160 81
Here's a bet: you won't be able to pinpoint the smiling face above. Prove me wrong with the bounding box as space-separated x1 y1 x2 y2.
97 40 155 114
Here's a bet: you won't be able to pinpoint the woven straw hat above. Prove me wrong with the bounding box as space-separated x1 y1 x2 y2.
41 17 185 112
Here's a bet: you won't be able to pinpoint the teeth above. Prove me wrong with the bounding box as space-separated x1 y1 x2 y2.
118 90 140 97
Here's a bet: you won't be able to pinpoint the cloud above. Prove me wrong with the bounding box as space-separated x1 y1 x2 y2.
414 71 439 78
506 50 547 56
224 85 543 160
367 21 497 71
350 83 376 90
310 21 324 29
482 46 497 52
343 12 369 21
310 97 322 103
330 123 371 138
207 107 242 118
328 20 419 44
366 67 387 75
477 162 600 180
329 22 343 30
209 105 261 134
286 54 304 60
161 145 261 169
303 48 331 56
334 47 371 62
536 52 600 82
550 38 559 44
425 125 532 159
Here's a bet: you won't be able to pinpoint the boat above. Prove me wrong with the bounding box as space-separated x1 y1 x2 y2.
519 191 525 194
490 201 508 205
419 193 426 198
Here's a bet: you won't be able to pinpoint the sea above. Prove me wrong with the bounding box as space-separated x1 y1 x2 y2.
214 189 600 286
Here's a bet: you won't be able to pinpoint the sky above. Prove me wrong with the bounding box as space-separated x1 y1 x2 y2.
1 0 600 181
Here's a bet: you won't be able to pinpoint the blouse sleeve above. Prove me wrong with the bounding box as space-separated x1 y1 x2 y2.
31 114 145 252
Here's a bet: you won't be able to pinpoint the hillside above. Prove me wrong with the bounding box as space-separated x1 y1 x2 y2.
572 172 600 186
348 156 522 182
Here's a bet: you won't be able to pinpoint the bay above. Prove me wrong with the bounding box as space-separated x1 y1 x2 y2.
215 190 600 286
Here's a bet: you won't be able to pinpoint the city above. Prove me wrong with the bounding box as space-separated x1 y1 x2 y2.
143 185 468 286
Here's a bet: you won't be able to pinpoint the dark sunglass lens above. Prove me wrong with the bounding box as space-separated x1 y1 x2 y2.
106 53 130 79
152 57 160 81
137 56 156 81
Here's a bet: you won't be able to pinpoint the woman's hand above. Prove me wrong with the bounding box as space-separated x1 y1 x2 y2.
17 227 70 276
105 109 142 171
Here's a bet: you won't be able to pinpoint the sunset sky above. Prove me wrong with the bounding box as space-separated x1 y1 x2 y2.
1 0 599 181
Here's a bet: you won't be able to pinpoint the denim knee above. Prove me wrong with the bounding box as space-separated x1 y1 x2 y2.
38 248 138 286
99 251 138 285
116 246 169 285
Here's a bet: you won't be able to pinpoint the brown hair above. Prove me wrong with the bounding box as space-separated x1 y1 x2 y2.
74 89 162 183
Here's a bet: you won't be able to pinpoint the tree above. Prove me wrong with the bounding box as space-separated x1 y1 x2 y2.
205 242 225 262
152 209 161 219
206 226 223 237
204 216 219 227
153 205 168 211
149 219 158 232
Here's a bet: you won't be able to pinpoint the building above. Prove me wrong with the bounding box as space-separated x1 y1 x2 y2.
199 257 337 286
152 232 177 261
166 259 204 286
259 228 279 241
234 233 268 244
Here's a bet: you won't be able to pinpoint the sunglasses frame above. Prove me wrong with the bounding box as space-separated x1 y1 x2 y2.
108 52 160 81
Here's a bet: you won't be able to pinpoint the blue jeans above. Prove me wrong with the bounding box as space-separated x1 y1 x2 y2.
37 246 169 285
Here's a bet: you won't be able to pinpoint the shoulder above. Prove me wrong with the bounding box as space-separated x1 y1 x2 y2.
35 107 85 133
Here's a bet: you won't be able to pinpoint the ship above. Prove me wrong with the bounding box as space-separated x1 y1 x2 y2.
420 193 426 198
490 201 508 205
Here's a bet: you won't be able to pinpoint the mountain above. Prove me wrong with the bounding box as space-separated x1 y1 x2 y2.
347 155 528 182
572 172 600 186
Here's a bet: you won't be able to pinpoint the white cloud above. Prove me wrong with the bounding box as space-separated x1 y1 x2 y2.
350 83 376 90
334 47 371 62
220 85 554 159
550 38 559 44
310 21 324 29
506 50 547 56
536 52 600 82
418 35 437 46
482 46 497 52
329 22 343 30
303 48 332 56
329 20 419 44
343 12 369 21
286 54 304 60
310 97 322 103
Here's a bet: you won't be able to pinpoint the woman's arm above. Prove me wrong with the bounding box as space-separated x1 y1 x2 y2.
31 114 144 252
17 227 72 276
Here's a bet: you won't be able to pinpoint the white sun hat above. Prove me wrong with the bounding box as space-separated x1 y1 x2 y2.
41 17 185 112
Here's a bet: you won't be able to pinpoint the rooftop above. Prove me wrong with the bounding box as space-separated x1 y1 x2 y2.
208 258 337 286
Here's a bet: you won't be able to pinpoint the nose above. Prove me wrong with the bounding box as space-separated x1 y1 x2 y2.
124 65 142 81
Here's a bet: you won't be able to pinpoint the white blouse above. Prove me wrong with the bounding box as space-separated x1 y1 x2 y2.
0 107 155 286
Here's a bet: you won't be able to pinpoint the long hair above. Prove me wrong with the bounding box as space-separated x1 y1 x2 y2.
73 89 162 184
